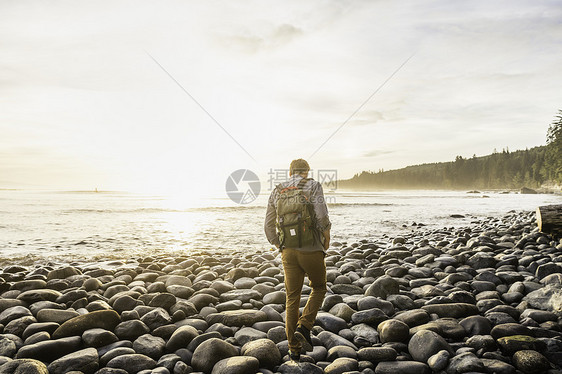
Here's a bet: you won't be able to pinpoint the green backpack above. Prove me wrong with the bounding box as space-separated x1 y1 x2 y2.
276 178 316 249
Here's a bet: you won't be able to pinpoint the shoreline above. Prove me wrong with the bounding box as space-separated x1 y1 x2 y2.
0 210 562 373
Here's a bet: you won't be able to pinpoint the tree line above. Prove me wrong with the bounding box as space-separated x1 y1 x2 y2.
340 110 562 190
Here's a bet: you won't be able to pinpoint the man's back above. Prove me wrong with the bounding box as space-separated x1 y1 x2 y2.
264 174 331 252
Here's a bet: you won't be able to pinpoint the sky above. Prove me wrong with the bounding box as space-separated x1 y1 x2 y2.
1 0 562 195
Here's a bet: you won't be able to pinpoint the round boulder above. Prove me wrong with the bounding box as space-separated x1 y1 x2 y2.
191 337 238 373
377 319 409 343
241 338 281 369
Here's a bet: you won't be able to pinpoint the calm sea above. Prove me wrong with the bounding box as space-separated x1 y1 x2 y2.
0 189 560 264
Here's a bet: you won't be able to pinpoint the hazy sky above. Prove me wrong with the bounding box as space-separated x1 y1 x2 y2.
2 0 561 194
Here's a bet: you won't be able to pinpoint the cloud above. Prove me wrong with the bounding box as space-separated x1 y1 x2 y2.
1 0 562 187
218 23 304 54
362 150 394 158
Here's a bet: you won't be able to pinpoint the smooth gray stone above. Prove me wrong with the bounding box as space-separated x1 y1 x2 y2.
52 310 121 339
114 320 150 341
240 338 281 370
16 336 82 362
187 331 223 352
374 361 430 374
100 347 136 367
0 299 25 313
106 354 157 373
357 347 396 362
459 315 492 336
210 356 259 374
234 327 267 346
97 340 134 357
16 289 62 304
316 312 348 333
157 353 182 372
47 347 99 374
351 308 387 327
277 360 324 374
497 335 546 355
166 325 199 352
466 335 496 352
520 309 557 323
82 328 118 348
378 319 409 343
408 330 453 363
365 276 399 299
0 358 49 374
207 323 234 337
205 310 267 327
219 289 261 303
387 295 416 310
215 300 243 312
252 321 284 333
350 323 379 345
191 338 237 373
267 326 287 343
263 291 286 304
23 331 50 345
331 284 364 295
170 300 198 317
0 306 33 325
174 318 208 331
393 309 430 327
445 352 484 374
428 350 450 371
318 331 358 351
0 336 16 357
260 305 284 322
480 358 516 374
356 296 394 315
421 303 479 318
328 303 356 322
140 308 172 330
433 319 466 340
29 301 65 316
324 357 359 374
326 345 357 361
132 334 165 360
36 308 79 324
490 323 532 340
149 293 176 310
112 295 139 313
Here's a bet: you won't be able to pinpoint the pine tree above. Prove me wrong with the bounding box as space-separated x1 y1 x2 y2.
546 110 562 183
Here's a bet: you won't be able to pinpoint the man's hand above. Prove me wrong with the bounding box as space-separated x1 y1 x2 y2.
322 230 330 250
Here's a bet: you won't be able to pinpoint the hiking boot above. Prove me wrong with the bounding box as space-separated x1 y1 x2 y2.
289 350 301 362
294 325 313 352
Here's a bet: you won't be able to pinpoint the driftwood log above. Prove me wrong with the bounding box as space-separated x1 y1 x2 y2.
536 204 562 235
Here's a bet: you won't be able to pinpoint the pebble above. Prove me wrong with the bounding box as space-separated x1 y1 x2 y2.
0 210 561 374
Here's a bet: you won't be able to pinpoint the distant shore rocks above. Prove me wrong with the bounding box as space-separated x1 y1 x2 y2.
0 210 562 373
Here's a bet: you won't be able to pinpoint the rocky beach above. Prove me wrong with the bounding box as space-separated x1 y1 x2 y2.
1 209 562 374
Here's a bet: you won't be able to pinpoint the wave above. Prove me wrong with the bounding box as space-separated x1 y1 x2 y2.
59 205 267 214
58 202 396 215
327 202 394 207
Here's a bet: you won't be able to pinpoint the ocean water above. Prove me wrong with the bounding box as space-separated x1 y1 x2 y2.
0 189 560 264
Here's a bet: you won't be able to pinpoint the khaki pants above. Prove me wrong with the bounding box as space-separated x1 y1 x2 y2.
281 248 327 352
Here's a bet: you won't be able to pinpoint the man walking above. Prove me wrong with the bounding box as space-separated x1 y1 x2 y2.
264 159 331 361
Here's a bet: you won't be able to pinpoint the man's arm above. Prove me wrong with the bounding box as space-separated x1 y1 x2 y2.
264 189 280 248
322 229 330 250
310 181 332 249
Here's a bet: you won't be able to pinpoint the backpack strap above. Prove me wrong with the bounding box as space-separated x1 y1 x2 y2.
279 177 309 194
296 177 309 189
